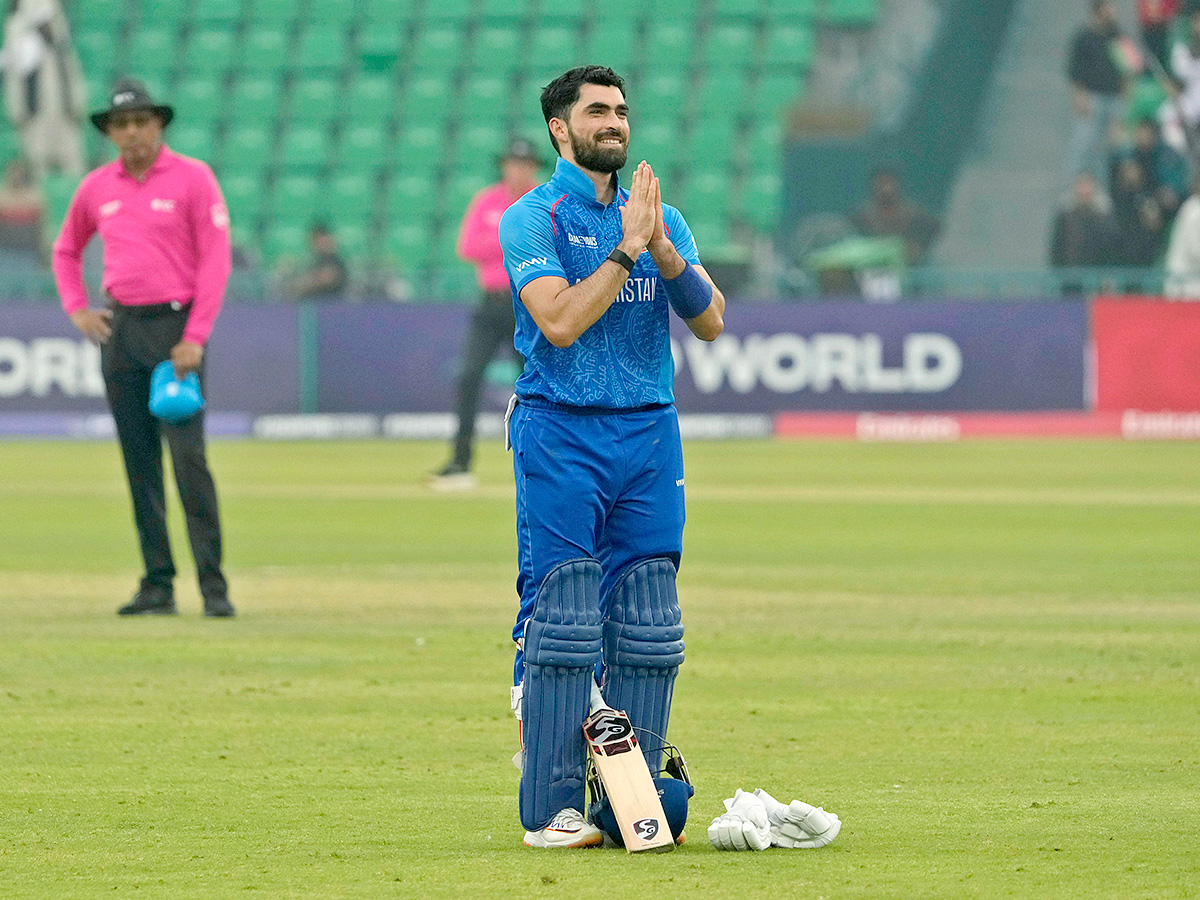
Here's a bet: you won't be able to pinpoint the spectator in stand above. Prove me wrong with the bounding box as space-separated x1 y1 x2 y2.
1050 171 1118 270
0 156 42 257
283 221 348 300
1110 157 1168 264
429 137 542 490
1164 175 1200 296
1170 11 1200 149
1113 117 1190 220
1139 0 1181 73
849 167 940 265
1066 0 1129 187
0 0 85 178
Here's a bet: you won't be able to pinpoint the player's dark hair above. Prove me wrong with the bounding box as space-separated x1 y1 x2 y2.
540 66 626 156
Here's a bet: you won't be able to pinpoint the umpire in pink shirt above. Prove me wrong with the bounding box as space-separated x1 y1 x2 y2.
430 137 542 490
52 78 234 618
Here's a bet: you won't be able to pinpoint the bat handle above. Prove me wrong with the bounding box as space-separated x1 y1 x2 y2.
589 680 611 714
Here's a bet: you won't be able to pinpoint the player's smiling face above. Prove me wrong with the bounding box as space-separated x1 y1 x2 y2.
562 83 629 175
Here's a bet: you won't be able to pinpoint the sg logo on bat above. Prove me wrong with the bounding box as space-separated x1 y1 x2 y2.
633 818 661 841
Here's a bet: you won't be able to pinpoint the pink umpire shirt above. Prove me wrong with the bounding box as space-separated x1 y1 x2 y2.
457 182 533 293
52 144 232 346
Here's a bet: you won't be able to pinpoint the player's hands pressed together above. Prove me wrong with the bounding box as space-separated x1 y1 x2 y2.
70 308 113 344
645 170 686 279
171 340 204 378
618 161 657 258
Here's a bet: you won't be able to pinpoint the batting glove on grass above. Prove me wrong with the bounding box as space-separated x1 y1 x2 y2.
707 788 772 851
753 788 842 848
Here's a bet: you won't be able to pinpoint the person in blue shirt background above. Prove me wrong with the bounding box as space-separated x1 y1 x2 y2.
499 65 725 849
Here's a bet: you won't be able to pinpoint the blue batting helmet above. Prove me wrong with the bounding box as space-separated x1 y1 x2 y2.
587 728 694 847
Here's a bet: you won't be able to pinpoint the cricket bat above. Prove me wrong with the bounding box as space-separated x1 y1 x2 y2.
583 706 676 853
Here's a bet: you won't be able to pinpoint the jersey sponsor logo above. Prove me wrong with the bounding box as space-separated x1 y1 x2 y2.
150 198 176 212
515 256 548 272
674 332 963 395
566 232 598 248
99 200 122 217
211 203 230 229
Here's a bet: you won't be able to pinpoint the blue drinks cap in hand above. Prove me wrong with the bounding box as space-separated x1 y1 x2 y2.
149 360 204 423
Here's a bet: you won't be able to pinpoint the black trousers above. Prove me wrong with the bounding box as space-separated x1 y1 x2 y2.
101 303 227 601
450 291 522 468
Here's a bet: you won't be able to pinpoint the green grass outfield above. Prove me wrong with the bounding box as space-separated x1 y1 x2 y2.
2 438 1198 899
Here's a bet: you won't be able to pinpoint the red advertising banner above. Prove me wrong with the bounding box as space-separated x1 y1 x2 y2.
1093 298 1200 411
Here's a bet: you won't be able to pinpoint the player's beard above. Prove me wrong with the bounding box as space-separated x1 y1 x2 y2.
567 124 628 174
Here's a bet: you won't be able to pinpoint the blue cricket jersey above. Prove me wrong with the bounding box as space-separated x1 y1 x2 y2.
498 157 701 409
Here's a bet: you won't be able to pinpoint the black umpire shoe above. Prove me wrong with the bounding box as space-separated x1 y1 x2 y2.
118 587 177 616
203 595 236 618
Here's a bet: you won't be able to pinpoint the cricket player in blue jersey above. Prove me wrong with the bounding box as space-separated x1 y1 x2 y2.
500 66 725 848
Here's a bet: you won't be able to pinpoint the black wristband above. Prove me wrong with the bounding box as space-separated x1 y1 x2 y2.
606 248 635 274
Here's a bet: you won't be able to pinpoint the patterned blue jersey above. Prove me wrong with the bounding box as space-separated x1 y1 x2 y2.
499 158 701 409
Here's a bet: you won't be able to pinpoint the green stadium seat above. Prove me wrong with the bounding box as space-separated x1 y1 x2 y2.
636 72 688 125
529 26 578 71
738 170 782 230
228 75 283 127
703 23 757 68
693 68 748 120
271 173 323 218
685 118 737 170
421 0 473 23
337 124 391 172
219 173 265 229
682 169 730 218
223 124 274 173
478 0 530 23
685 214 729 252
74 29 117 80
403 73 452 123
192 0 243 26
470 25 523 74
325 172 376 226
762 23 815 69
360 0 417 21
357 23 404 72
631 120 676 171
396 122 446 172
742 119 783 173
253 0 300 26
646 0 698 17
539 0 586 24
238 27 290 74
296 26 348 71
308 0 360 27
453 124 503 176
385 173 436 219
125 26 177 81
457 75 511 124
182 29 237 75
169 125 217 162
345 74 398 123
264 222 308 262
173 76 223 127
582 22 634 74
751 72 805 117
290 77 340 125
824 0 880 27
410 25 464 72
278 125 332 171
766 0 818 19
712 0 766 20
515 73 550 122
384 221 430 273
642 22 695 72
133 0 187 27
73 0 126 29
445 172 490 216
334 222 370 262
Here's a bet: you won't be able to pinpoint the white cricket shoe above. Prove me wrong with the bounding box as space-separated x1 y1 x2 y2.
523 808 604 849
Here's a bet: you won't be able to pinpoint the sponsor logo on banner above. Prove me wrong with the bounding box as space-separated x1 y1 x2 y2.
0 337 104 398
672 332 962 395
